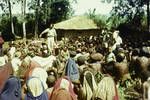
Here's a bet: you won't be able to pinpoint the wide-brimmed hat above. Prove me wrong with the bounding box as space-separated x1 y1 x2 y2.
90 53 103 61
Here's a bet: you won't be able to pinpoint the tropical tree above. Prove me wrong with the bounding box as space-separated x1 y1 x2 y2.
0 0 15 36
28 0 76 38
110 0 150 31
86 8 108 29
15 0 27 39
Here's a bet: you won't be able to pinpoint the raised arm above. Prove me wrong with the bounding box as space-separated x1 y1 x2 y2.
39 28 49 37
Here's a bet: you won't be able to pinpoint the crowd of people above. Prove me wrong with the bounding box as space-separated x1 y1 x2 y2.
0 29 150 100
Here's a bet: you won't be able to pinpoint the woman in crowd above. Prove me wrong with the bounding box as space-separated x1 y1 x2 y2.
82 70 97 100
24 77 49 100
50 76 77 100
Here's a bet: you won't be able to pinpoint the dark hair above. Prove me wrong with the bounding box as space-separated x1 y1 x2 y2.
69 51 76 58
132 48 140 56
141 71 150 82
77 56 86 66
116 53 125 62
103 61 115 74
102 61 119 78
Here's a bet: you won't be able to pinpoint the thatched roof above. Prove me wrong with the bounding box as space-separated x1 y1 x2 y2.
54 16 99 30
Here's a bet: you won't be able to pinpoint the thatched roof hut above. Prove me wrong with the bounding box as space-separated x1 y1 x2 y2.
54 16 101 40
54 16 99 30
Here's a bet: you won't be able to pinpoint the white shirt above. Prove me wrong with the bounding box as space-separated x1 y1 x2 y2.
11 57 22 74
0 56 6 66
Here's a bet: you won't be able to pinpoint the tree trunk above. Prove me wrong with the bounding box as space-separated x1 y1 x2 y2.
147 0 150 32
8 0 15 36
34 0 40 38
22 0 26 39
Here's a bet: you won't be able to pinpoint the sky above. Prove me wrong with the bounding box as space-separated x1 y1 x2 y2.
0 0 115 15
71 0 114 15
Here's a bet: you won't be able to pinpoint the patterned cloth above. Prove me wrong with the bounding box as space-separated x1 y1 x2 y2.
82 71 97 100
65 58 80 83
94 76 119 100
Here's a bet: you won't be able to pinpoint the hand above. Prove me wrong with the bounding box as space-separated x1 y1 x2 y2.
39 34 42 38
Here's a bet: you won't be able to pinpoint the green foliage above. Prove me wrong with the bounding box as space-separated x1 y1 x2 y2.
0 14 10 31
0 0 76 40
0 13 36 40
28 0 74 25
107 15 127 29
25 13 35 35
50 0 71 23
0 14 16 40
111 0 145 20
92 15 108 29
110 0 147 29
85 9 108 29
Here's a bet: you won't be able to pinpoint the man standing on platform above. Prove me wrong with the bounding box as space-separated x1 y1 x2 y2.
40 24 57 53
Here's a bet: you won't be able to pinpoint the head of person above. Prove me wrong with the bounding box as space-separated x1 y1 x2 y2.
77 56 86 66
51 77 77 100
141 70 150 82
69 51 76 58
116 53 125 62
50 24 54 29
47 75 56 88
102 61 120 81
47 69 57 87
25 77 48 99
64 46 68 52
89 53 103 63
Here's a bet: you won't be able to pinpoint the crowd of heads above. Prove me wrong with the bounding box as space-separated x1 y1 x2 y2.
0 29 150 100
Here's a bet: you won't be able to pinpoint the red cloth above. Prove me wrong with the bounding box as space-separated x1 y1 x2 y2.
51 89 73 100
50 76 77 100
0 62 13 92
